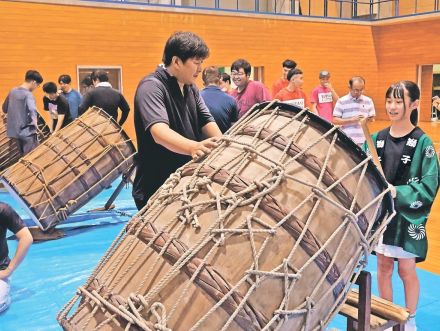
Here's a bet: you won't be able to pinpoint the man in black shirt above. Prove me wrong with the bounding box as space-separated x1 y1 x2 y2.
132 31 222 210
78 70 130 126
42 82 71 133
0 203 33 313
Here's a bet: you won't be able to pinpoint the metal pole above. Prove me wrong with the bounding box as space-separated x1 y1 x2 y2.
324 0 328 17
395 0 399 16
369 0 373 18
309 0 311 15
377 0 380 19
255 0 259 12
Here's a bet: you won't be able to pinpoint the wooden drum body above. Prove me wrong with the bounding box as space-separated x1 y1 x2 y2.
1 107 136 231
58 102 394 331
0 112 50 171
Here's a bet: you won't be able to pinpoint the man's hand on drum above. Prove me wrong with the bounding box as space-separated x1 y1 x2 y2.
190 137 219 160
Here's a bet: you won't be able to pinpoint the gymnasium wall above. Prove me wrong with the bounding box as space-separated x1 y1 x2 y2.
373 16 440 121
1 0 439 140
0 1 378 140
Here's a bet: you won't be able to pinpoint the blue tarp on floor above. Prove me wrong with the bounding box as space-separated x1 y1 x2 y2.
0 185 439 330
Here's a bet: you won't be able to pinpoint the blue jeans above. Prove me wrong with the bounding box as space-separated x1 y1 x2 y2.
0 278 11 313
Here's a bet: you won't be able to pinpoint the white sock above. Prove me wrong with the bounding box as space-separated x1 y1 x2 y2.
405 313 417 331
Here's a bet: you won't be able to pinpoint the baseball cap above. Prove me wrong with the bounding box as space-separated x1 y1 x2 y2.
319 70 330 78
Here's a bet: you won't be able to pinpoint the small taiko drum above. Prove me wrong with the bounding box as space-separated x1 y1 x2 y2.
0 107 136 231
58 101 394 331
0 112 50 171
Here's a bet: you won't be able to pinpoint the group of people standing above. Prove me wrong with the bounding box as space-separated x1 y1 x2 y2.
2 70 130 158
199 57 376 149
0 31 438 331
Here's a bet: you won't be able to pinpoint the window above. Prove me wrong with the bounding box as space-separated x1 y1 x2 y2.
77 66 122 95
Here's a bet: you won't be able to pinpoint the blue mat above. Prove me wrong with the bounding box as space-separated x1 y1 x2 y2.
1 185 439 330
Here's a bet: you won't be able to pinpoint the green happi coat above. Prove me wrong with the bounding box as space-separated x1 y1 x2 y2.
364 128 440 262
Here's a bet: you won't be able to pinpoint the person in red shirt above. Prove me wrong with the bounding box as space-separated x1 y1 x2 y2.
272 59 297 97
274 68 310 109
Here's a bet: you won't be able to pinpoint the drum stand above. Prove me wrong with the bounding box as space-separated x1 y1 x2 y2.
89 164 136 212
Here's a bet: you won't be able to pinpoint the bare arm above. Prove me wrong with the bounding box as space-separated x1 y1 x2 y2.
150 122 219 160
327 83 339 101
0 227 33 280
201 121 222 138
49 117 54 133
54 114 65 133
310 103 318 115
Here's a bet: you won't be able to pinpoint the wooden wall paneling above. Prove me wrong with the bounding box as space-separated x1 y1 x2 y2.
0 0 378 141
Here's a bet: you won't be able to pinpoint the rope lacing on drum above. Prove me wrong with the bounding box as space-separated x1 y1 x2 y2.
58 102 395 331
150 302 172 331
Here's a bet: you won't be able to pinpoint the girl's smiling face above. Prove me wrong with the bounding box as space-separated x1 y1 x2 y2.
385 85 419 123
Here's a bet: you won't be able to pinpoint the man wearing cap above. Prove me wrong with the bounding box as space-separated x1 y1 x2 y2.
333 76 376 146
310 70 339 122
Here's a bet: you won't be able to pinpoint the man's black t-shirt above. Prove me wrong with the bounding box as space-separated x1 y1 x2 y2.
43 94 71 129
0 203 25 270
78 85 130 125
132 66 215 206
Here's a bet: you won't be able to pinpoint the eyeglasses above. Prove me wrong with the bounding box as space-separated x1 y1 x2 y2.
231 71 246 77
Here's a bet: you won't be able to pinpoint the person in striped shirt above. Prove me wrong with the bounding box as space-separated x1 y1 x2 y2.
333 76 376 145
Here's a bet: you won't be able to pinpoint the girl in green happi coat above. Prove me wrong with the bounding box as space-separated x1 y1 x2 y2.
364 81 439 331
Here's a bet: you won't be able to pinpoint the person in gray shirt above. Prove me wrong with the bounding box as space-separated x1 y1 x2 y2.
2 70 43 156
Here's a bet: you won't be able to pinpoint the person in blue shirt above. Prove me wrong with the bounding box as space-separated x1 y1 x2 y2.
200 66 238 133
58 74 82 121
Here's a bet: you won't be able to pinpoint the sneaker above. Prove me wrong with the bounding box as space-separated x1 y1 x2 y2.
405 315 417 331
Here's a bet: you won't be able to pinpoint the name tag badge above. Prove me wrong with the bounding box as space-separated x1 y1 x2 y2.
286 99 305 109
318 92 332 103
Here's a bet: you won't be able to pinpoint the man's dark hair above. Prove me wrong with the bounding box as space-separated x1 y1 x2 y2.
91 70 109 82
42 82 58 94
81 75 93 87
349 76 365 87
202 66 221 86
25 70 43 84
282 59 297 69
231 59 252 76
221 73 231 84
287 68 303 81
162 31 209 66
58 74 72 84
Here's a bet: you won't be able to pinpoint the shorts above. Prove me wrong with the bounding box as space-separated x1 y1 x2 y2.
374 236 418 259
0 278 11 313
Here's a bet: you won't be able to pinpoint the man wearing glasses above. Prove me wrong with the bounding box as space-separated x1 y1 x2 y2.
333 76 376 145
230 59 271 118
2 70 43 156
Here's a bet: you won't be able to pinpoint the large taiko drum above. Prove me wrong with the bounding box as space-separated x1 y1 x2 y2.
57 102 394 331
0 106 136 231
0 112 50 171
